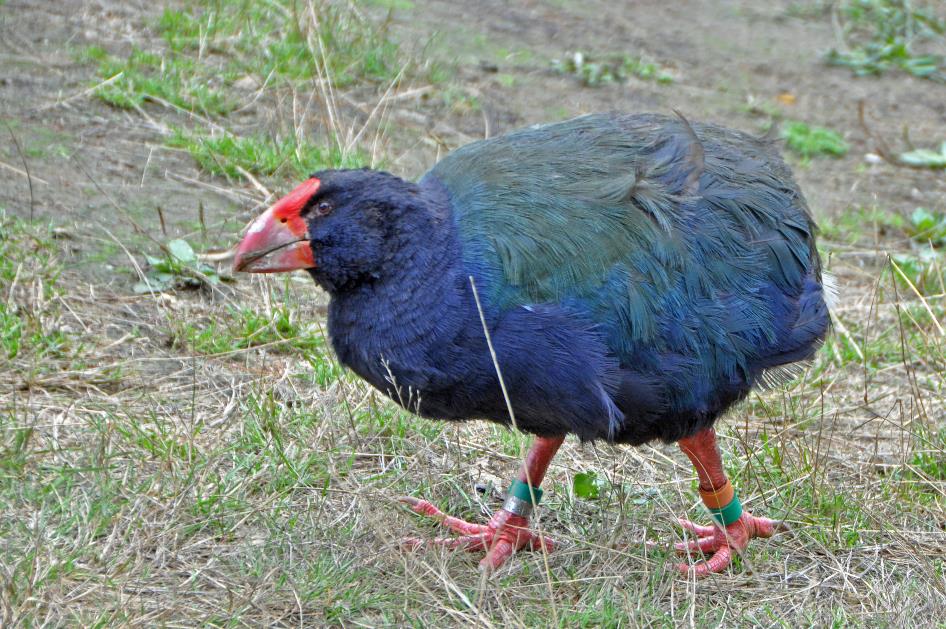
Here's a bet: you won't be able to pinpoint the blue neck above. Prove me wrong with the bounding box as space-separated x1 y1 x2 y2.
324 178 475 394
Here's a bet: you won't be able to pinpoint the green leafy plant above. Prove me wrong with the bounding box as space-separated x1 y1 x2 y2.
907 207 946 246
573 471 603 499
889 208 945 296
826 0 946 82
891 248 943 295
134 239 226 293
900 141 946 168
781 121 849 158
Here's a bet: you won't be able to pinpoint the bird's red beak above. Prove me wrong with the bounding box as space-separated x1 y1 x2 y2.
233 178 320 273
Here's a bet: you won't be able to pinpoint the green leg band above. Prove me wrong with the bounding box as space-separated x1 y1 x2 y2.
508 479 543 505
708 494 743 527
503 480 543 518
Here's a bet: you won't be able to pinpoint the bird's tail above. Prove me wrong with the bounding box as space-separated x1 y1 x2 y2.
755 273 833 387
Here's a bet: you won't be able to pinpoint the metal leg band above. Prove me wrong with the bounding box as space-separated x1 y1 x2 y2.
502 494 535 518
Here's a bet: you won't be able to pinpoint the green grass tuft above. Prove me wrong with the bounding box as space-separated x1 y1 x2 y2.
156 3 404 88
91 3 407 113
92 46 234 115
782 120 849 158
167 128 368 180
173 304 326 355
819 205 905 244
0 211 69 362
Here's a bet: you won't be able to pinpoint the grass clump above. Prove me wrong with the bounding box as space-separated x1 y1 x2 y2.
89 45 234 115
84 2 408 184
819 205 905 244
781 120 849 158
826 0 946 81
909 428 946 481
167 128 368 180
0 303 24 360
90 2 407 113
174 305 324 355
0 212 69 364
0 211 62 286
156 2 404 87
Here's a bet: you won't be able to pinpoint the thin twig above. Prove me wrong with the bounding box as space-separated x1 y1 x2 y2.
5 122 35 222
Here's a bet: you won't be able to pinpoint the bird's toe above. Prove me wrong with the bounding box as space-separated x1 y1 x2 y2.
677 517 717 538
677 544 733 576
674 536 719 555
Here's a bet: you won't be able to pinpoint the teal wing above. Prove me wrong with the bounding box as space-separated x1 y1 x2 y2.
424 113 819 375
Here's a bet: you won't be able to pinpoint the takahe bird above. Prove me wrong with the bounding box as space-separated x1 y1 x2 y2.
233 112 832 576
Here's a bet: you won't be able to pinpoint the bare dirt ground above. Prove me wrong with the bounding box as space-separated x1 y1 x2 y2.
1 0 945 626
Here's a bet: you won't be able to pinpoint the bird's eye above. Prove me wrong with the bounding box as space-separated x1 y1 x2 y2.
314 201 333 216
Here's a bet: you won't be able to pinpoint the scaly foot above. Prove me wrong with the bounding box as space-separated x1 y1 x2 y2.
399 496 554 571
675 511 787 576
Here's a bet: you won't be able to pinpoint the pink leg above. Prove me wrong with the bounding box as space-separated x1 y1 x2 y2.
401 435 564 571
675 427 785 576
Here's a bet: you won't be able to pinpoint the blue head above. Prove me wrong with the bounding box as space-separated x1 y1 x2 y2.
233 169 428 293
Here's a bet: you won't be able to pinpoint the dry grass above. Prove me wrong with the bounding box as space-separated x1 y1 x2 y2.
1 0 945 626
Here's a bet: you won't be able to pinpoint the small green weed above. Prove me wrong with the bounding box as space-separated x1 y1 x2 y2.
781 121 849 158
784 1 833 19
910 428 946 481
0 211 61 286
135 238 226 293
900 141 946 168
885 207 946 296
553 51 674 87
437 85 481 114
891 249 944 296
826 0 945 81
0 303 23 359
0 211 69 364
572 470 606 499
907 207 946 246
299 351 347 387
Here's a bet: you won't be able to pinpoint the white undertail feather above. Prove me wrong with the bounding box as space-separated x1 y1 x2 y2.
822 271 839 313
758 362 807 390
